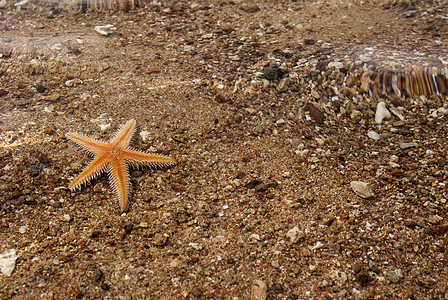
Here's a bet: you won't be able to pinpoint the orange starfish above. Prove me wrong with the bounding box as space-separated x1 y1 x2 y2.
66 119 176 212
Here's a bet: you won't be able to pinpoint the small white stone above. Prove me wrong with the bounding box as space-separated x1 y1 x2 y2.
98 124 111 131
367 130 380 141
65 78 83 87
14 0 29 7
250 233 261 241
276 118 286 125
311 241 323 250
328 61 343 69
63 214 71 222
139 131 151 142
19 225 27 233
51 43 63 51
271 260 280 268
29 59 40 67
375 102 391 124
95 24 116 36
188 242 202 250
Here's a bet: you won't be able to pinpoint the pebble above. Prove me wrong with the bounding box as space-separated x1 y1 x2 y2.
424 224 448 235
153 233 168 246
36 85 47 93
386 269 404 283
286 226 305 243
250 234 261 241
63 214 71 222
19 225 28 233
375 102 391 124
277 77 290 92
41 94 62 102
276 118 286 125
188 242 203 251
51 43 63 51
241 4 261 13
139 131 151 142
124 224 134 233
311 241 324 250
92 268 103 283
250 279 267 300
65 78 83 87
144 66 161 74
311 90 320 99
97 62 110 72
328 270 347 286
350 110 363 122
368 260 381 274
350 181 375 199
95 24 116 36
271 260 280 268
399 142 416 150
355 269 371 285
263 67 283 80
304 102 325 124
367 130 380 141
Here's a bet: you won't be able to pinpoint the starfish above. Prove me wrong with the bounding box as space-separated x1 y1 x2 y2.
66 119 176 212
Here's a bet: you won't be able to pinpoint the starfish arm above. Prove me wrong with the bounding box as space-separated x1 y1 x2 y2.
110 119 136 148
122 148 176 167
68 154 110 190
108 159 131 212
66 132 108 154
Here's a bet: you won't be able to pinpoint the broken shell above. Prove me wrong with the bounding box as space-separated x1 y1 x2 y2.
350 181 375 199
0 249 18 277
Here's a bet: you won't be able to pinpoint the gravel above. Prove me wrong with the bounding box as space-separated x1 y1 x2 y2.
1 0 448 298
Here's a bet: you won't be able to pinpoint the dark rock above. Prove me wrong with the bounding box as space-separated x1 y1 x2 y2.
0 89 8 97
304 39 315 45
304 103 325 124
355 270 371 285
263 67 284 81
92 268 103 283
36 85 47 93
124 224 134 233
28 166 41 177
35 152 51 164
246 180 264 189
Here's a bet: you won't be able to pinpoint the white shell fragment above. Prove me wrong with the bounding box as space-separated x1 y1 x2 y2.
65 78 83 87
286 226 305 243
139 131 151 143
14 0 29 7
375 102 391 124
0 249 18 277
350 181 375 199
95 24 117 36
367 130 380 141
